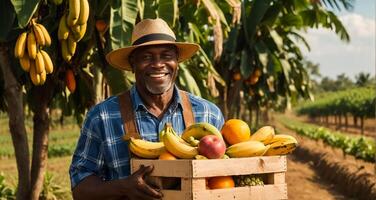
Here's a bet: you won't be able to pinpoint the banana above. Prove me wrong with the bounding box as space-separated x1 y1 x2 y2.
58 14 70 40
77 0 89 25
19 54 30 72
67 0 80 27
67 35 77 55
129 137 165 159
163 125 198 159
33 23 45 46
35 51 45 74
39 66 47 85
40 50 53 74
14 32 27 58
181 122 223 143
27 31 37 59
36 24 51 46
264 134 298 145
226 141 269 158
29 61 40 85
264 134 298 156
250 126 275 145
61 39 72 62
72 23 87 41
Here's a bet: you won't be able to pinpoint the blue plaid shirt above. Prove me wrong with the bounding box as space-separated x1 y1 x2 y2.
69 85 224 189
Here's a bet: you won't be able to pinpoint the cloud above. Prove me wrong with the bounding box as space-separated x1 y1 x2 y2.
297 13 375 80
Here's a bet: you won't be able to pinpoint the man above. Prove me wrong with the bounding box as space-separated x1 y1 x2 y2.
69 18 224 200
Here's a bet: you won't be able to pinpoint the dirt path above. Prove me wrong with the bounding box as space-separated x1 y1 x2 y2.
271 117 354 200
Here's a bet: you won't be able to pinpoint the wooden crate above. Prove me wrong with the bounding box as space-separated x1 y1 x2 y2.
131 156 287 200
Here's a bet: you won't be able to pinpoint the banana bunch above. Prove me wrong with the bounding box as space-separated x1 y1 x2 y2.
162 123 198 159
264 134 298 156
14 21 53 85
58 0 89 62
181 122 223 147
128 137 165 159
226 140 269 158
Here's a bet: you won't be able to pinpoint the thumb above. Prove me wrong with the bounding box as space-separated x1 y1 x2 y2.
141 165 154 178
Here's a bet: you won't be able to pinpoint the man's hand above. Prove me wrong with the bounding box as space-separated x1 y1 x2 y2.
122 165 163 200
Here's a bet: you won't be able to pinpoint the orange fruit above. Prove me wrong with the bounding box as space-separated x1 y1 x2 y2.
232 72 241 81
207 176 235 189
221 119 250 145
158 151 177 160
65 69 76 93
95 20 108 33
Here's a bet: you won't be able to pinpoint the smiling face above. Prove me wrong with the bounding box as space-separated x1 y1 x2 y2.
130 44 179 95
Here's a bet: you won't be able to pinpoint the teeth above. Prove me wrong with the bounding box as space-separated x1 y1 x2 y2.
149 74 166 78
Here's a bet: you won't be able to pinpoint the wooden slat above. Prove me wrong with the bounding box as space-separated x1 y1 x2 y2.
131 159 193 177
191 156 287 177
162 190 191 200
192 184 288 200
267 172 285 184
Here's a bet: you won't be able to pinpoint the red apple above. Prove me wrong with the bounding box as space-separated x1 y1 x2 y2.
198 135 226 159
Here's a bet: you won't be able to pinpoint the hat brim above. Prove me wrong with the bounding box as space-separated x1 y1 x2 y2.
106 40 200 71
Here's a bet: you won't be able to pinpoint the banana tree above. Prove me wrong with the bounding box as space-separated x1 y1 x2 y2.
218 0 353 122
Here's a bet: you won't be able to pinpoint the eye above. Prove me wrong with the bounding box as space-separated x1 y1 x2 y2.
142 54 152 60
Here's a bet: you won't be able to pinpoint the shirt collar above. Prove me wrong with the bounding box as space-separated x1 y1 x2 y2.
130 85 183 112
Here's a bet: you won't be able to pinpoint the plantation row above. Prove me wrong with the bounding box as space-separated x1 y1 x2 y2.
296 87 375 118
278 116 376 162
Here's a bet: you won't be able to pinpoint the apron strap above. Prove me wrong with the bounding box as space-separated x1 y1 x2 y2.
118 91 141 140
179 90 195 128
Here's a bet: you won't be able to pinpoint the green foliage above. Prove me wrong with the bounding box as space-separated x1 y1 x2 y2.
10 0 40 28
40 172 69 200
0 172 15 200
296 87 376 118
278 116 376 162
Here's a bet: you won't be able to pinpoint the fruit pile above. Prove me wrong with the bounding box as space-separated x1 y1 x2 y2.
128 119 298 189
58 0 89 62
14 20 53 85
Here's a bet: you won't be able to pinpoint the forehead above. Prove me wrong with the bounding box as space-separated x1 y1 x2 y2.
131 44 177 55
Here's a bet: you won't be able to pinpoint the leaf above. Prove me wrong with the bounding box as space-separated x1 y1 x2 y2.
0 0 16 41
10 0 40 28
240 49 251 78
158 0 178 28
143 0 157 19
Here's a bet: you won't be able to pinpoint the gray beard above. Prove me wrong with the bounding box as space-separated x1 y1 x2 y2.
145 81 173 95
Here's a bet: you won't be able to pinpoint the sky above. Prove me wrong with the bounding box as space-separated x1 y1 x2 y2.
300 0 375 81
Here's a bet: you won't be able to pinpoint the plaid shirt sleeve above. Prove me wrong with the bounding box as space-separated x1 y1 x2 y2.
69 106 105 189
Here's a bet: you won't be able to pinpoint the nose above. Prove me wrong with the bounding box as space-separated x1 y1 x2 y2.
150 56 165 68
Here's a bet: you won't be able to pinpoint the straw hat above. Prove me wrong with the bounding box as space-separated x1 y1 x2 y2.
106 18 200 71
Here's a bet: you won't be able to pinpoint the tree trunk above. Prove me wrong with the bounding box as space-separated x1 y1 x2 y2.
360 116 364 135
0 45 31 200
353 116 357 127
30 82 54 200
227 80 242 119
345 113 348 131
255 106 260 128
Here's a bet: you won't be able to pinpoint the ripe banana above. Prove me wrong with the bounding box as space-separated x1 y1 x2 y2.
181 122 223 143
226 141 269 158
36 24 51 46
27 31 37 59
264 134 298 156
29 62 40 85
264 134 298 145
33 23 45 46
58 15 70 40
67 35 77 55
14 32 27 58
35 51 45 74
61 40 72 62
67 0 80 27
40 50 53 74
77 0 89 25
19 54 30 72
39 67 47 85
250 126 275 145
129 137 165 159
163 125 198 159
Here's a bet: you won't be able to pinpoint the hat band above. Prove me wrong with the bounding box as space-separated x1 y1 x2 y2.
132 33 175 45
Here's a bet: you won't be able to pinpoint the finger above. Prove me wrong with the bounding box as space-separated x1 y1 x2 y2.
133 165 147 176
135 190 162 200
138 182 163 198
141 165 154 178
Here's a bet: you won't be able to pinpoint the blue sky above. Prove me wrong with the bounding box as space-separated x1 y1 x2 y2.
300 0 375 80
